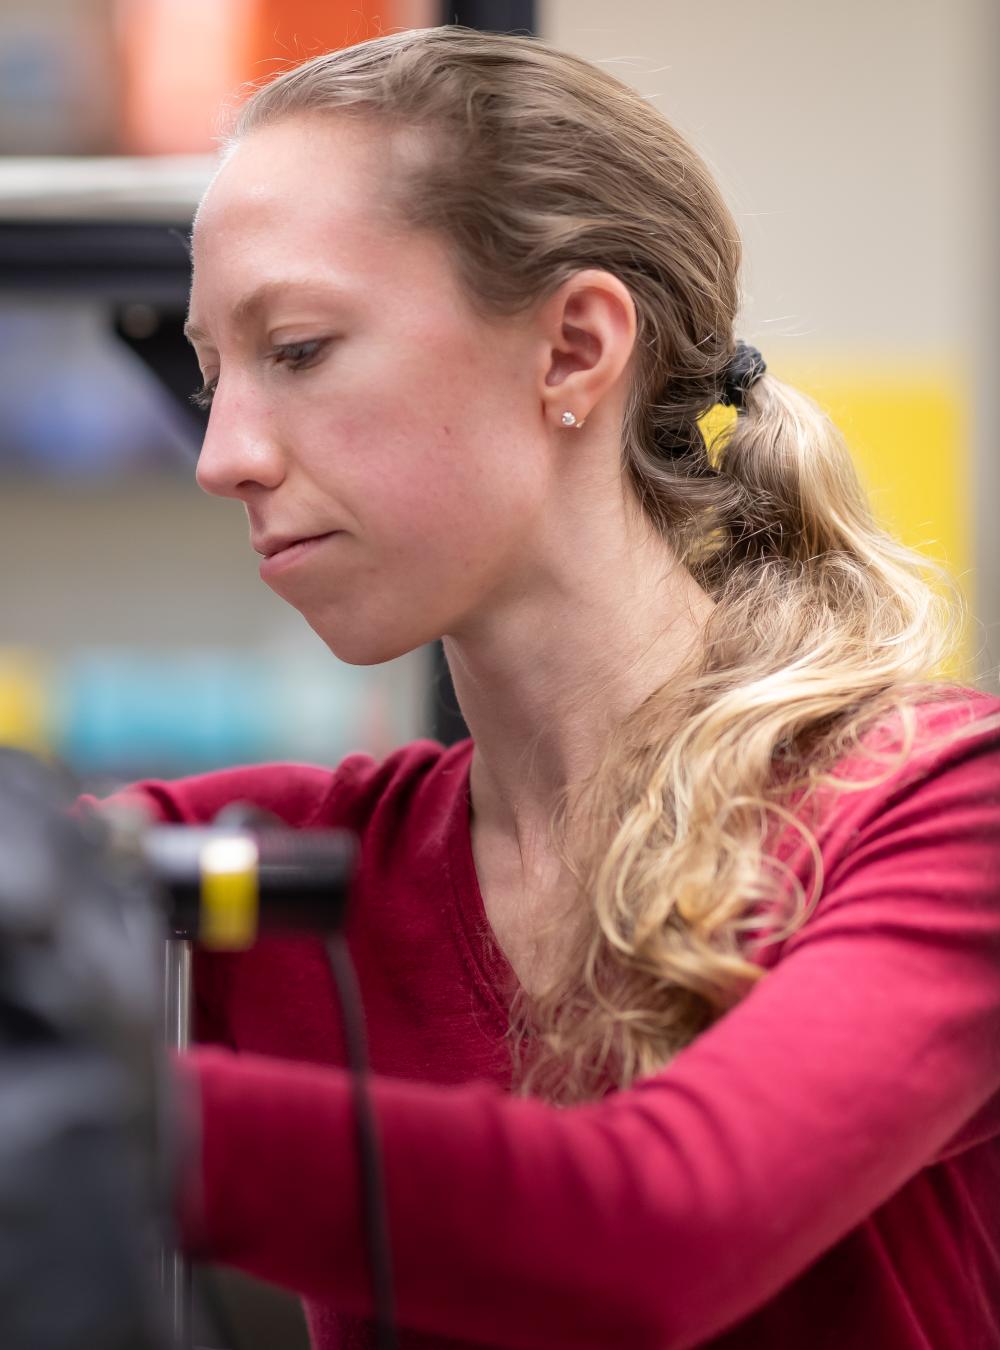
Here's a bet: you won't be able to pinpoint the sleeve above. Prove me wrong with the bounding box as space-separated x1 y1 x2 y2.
73 760 345 830
173 729 1000 1349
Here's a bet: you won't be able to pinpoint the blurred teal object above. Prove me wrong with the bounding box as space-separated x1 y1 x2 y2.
49 647 383 778
55 649 275 775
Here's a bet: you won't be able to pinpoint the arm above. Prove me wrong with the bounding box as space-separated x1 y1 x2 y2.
175 733 1000 1349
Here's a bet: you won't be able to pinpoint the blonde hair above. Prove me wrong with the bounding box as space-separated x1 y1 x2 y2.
228 26 999 1104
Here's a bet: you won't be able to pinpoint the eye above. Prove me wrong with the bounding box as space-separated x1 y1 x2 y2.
187 339 330 412
271 338 329 369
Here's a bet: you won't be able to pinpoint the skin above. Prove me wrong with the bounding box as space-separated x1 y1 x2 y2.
186 112 715 979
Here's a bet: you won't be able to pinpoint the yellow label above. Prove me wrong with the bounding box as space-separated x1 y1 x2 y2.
199 835 260 950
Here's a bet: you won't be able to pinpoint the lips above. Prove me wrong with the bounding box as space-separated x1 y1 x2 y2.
256 531 342 580
253 532 332 559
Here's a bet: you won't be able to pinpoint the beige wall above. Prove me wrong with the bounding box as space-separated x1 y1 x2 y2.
543 0 999 685
543 0 988 350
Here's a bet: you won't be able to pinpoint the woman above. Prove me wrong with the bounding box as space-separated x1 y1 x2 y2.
90 26 1000 1350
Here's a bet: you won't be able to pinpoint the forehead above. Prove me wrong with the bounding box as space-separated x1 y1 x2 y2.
190 113 407 280
186 113 494 347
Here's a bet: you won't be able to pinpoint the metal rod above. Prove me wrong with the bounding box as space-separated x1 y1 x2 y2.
161 938 193 1349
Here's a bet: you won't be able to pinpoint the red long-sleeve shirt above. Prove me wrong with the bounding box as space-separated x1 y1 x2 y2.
85 687 1000 1349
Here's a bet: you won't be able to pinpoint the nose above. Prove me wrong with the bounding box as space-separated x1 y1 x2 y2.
194 383 285 499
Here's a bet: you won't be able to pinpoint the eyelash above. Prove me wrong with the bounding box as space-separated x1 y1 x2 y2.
189 339 329 412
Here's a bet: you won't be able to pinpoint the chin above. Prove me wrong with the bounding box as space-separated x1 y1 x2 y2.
305 612 432 668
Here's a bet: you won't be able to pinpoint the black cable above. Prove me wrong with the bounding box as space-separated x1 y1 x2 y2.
325 933 397 1350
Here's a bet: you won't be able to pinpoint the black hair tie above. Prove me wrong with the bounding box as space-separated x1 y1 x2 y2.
720 341 767 412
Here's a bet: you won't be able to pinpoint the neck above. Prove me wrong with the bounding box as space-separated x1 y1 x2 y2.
444 526 713 870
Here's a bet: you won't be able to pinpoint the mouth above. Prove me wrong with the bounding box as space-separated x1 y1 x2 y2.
254 532 335 559
257 531 341 578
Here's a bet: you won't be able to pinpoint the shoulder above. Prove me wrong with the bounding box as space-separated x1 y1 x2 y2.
803 684 1000 904
763 686 1000 922
757 685 1000 965
76 737 474 832
832 684 1000 802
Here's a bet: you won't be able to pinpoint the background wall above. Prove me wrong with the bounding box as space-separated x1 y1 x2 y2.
544 0 1000 687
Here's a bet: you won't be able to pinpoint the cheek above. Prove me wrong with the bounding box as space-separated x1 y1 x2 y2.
264 436 533 663
292 348 542 581
355 413 535 553
379 464 515 591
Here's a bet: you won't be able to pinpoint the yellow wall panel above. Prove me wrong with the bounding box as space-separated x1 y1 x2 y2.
0 647 53 756
699 358 974 680
776 359 970 572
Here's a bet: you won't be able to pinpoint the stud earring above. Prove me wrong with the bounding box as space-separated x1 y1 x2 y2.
561 411 586 428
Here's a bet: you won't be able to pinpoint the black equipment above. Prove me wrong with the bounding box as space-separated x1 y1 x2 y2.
0 747 394 1350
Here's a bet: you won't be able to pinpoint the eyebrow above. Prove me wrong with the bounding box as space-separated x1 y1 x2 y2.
183 279 355 344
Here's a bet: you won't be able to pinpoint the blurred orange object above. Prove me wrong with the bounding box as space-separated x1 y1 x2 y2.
118 0 419 156
118 0 257 155
249 0 411 78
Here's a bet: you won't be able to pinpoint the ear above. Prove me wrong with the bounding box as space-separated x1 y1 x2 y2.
535 268 638 433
